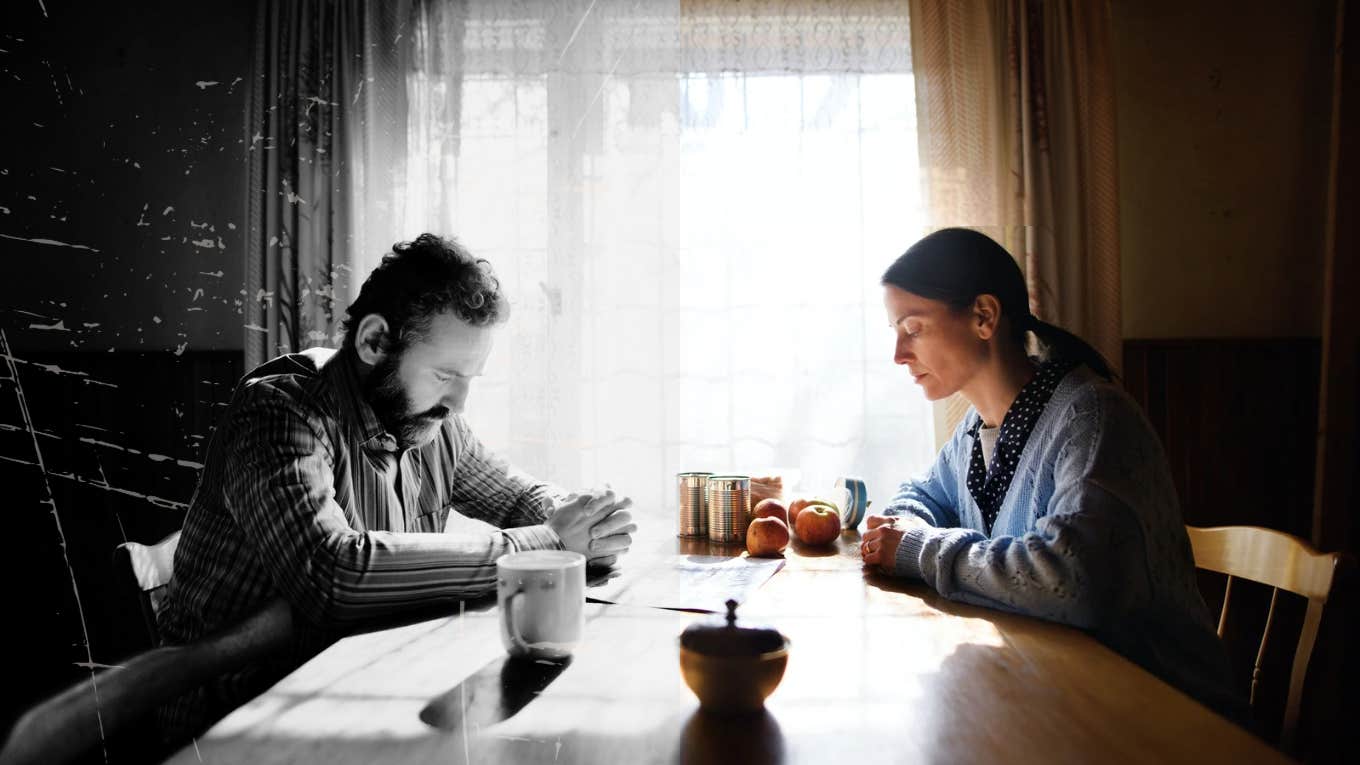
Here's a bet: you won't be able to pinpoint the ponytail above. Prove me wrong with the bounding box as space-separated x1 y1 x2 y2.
1023 315 1115 381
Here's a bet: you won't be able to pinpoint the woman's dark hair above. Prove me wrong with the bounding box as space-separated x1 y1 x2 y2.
881 227 1114 380
342 233 506 352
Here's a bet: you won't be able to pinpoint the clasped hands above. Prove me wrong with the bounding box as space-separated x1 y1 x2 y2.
546 488 636 569
859 513 924 571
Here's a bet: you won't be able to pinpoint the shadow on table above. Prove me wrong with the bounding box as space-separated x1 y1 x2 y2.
344 593 500 638
676 707 784 765
676 536 748 557
418 652 784 761
789 536 841 558
420 654 573 731
587 564 623 588
861 569 1022 622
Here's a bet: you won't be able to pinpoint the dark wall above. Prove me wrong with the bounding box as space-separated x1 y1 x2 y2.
0 0 254 746
1123 338 1321 538
1112 0 1335 338
1 0 250 353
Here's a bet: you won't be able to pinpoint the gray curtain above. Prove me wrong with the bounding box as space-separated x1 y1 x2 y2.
244 0 412 368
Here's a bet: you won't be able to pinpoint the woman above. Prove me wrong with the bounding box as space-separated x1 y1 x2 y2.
860 228 1245 721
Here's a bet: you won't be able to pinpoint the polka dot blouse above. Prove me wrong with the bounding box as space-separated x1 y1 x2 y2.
965 358 1078 534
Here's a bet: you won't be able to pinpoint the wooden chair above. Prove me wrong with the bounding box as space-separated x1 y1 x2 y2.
1185 525 1345 749
113 529 181 646
0 598 294 765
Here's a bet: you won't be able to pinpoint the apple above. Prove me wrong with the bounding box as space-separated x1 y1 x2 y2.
751 498 789 524
787 497 838 530
746 516 790 557
794 504 842 546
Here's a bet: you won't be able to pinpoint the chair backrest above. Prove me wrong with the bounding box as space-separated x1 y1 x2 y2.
113 530 180 645
1185 525 1343 749
0 597 293 765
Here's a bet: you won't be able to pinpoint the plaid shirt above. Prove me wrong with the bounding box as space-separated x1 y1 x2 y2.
157 345 563 738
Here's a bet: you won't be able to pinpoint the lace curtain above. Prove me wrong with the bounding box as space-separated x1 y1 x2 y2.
359 0 935 513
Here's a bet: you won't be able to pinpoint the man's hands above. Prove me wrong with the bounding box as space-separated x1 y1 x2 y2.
545 489 636 568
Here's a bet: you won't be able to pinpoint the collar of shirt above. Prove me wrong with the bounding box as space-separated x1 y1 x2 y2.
321 345 400 454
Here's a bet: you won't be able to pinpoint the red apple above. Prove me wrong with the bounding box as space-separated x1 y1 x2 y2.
751 498 789 524
746 516 790 557
794 504 842 546
787 497 838 531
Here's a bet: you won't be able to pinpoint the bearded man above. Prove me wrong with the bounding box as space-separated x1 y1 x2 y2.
157 234 634 739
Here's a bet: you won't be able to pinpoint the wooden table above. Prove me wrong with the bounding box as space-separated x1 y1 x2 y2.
165 518 1290 764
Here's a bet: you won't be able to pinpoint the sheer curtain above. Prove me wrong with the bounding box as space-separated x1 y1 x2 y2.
365 0 934 514
244 0 413 368
908 0 1122 443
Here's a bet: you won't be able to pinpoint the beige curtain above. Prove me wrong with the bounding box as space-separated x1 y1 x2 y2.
908 0 1121 445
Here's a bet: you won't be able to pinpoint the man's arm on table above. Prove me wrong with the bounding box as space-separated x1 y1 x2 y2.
223 390 562 627
445 415 636 567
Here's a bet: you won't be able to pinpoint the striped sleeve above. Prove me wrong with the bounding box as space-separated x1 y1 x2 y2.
446 415 566 529
222 383 523 626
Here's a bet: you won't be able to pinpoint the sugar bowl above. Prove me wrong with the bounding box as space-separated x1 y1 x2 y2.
678 599 789 714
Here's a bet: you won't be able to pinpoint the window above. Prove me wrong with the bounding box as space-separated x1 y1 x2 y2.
390 1 933 512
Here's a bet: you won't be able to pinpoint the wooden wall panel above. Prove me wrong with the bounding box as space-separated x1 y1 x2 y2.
1123 338 1321 537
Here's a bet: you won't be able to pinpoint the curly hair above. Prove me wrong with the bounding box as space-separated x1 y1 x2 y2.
342 233 507 352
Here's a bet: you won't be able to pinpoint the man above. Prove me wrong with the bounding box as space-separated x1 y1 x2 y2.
157 234 635 739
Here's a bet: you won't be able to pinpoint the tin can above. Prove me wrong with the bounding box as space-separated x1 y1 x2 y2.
705 475 751 544
677 472 713 538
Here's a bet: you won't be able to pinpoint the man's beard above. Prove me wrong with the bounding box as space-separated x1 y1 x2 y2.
365 352 450 449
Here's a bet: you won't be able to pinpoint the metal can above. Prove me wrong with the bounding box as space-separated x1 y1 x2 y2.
677 472 713 538
705 475 751 544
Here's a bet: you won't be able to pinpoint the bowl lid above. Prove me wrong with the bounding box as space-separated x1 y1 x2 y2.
680 599 786 656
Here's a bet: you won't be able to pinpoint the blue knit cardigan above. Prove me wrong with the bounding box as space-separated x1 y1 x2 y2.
886 365 1245 721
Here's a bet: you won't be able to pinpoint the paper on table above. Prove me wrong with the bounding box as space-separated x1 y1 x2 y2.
586 555 784 612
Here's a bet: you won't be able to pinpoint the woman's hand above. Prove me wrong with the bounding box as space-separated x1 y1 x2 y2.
860 514 923 571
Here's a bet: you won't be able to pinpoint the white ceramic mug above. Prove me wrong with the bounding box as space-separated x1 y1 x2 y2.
496 550 586 661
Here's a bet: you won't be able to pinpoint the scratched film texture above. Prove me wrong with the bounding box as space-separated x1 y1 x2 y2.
0 0 252 746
